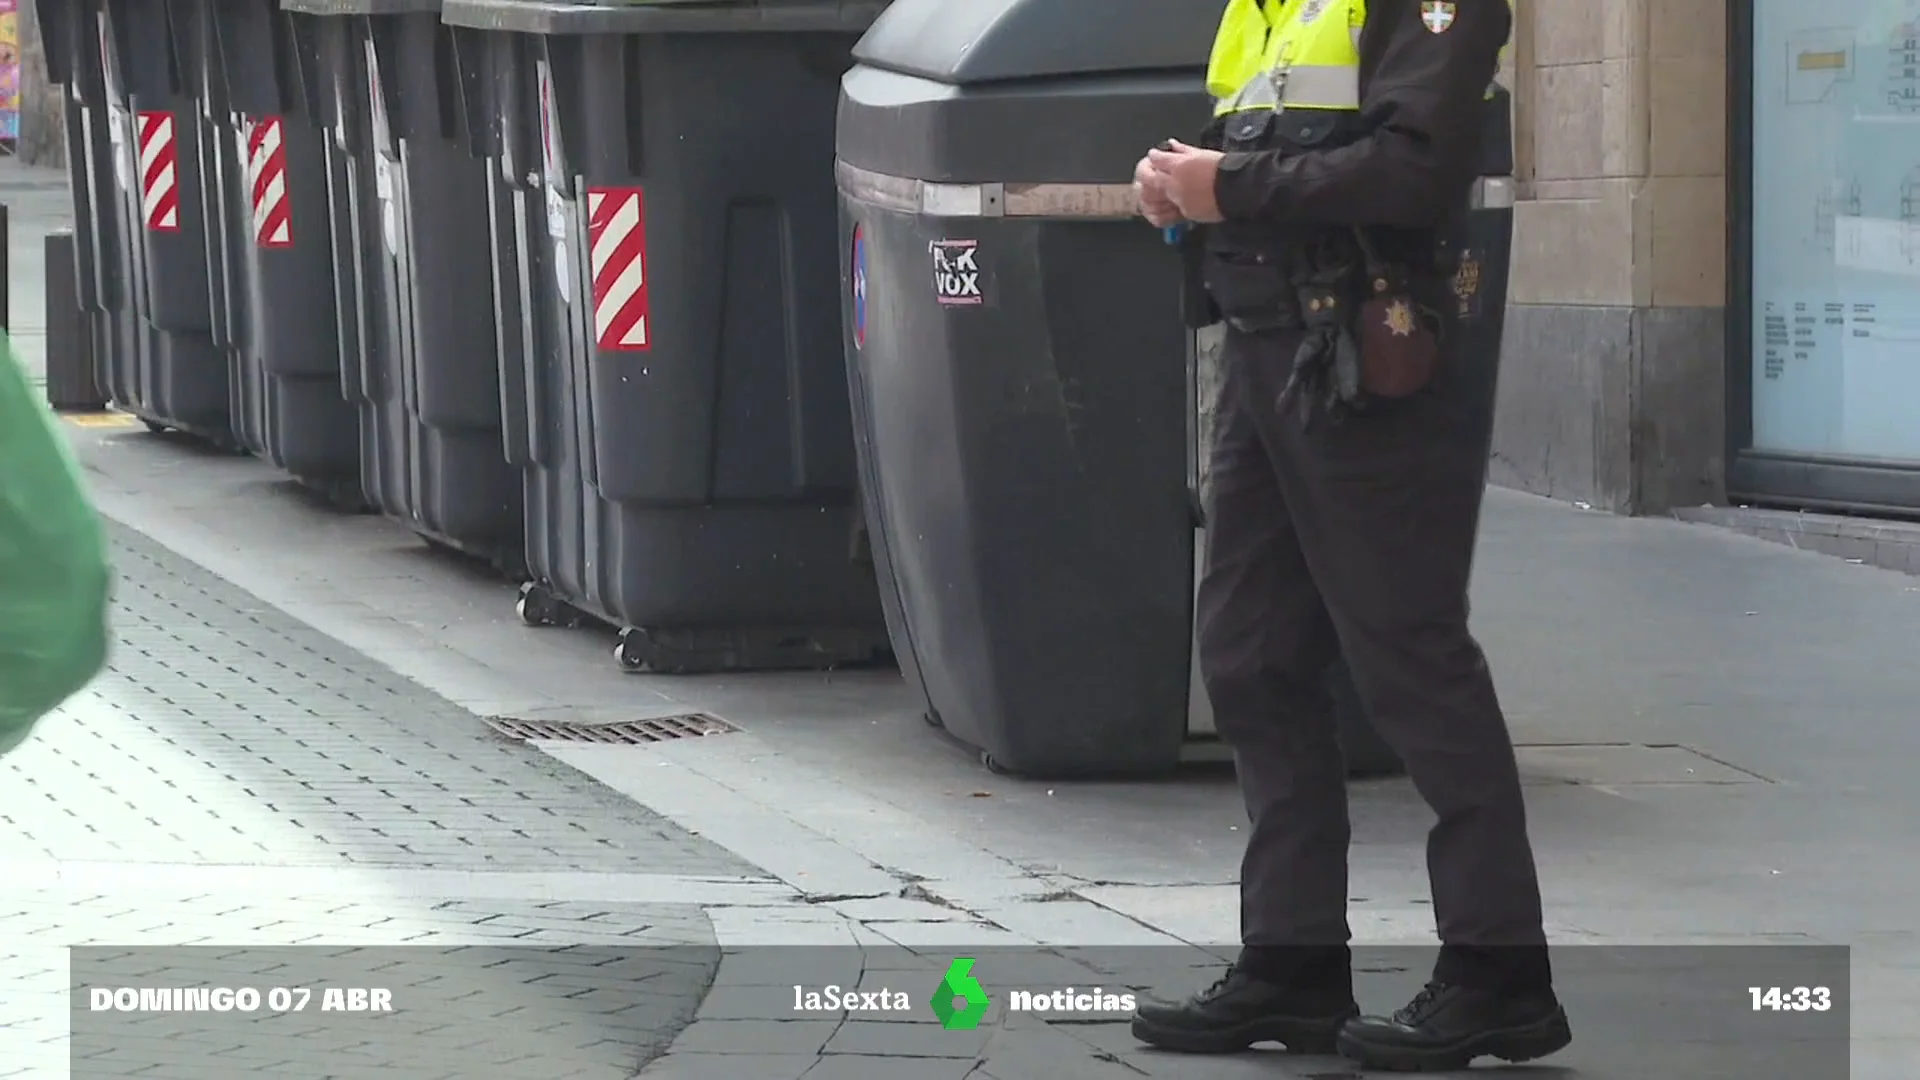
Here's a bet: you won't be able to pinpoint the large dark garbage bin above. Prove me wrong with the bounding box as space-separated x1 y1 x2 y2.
38 8 113 409
166 0 366 507
442 0 891 673
279 0 524 573
835 0 1509 779
40 0 234 445
43 230 110 412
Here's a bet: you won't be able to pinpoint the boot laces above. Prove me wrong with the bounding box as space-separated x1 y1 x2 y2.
1196 970 1241 1002
1395 982 1448 1025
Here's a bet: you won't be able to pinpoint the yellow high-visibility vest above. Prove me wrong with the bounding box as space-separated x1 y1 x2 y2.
1205 0 1511 117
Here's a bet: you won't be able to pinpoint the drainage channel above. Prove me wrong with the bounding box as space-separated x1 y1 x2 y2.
484 714 739 745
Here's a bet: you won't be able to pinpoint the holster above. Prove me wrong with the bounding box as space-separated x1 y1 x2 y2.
1350 228 1443 400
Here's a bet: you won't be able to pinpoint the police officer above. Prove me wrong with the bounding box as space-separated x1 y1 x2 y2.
1128 0 1572 1071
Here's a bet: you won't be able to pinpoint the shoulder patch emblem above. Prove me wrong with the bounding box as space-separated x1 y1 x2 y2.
1297 0 1328 24
1421 1 1456 33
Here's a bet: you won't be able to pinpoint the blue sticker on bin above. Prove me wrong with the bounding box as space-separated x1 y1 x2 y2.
852 226 868 350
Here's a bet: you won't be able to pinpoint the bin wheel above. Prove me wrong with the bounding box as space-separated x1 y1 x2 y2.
980 751 1011 776
516 582 572 628
142 419 169 435
614 629 650 672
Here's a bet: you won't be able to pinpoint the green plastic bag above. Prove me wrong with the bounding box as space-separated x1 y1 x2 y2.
0 337 112 754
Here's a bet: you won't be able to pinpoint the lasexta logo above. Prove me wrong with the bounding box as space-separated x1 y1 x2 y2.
930 958 990 1030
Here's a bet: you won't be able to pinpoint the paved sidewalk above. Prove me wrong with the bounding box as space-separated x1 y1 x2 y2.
10 156 1914 1076
0 522 780 1077
61 414 1920 1079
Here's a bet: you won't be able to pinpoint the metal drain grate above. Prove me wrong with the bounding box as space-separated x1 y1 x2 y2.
484 713 739 744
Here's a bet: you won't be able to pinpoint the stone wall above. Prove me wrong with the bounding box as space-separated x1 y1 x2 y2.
1492 0 1728 513
13 0 65 167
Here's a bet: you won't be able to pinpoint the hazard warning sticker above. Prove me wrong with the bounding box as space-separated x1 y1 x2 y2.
588 186 650 352
931 239 982 307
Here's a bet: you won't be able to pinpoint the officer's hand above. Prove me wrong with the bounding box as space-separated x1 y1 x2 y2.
1134 155 1183 228
1148 140 1226 224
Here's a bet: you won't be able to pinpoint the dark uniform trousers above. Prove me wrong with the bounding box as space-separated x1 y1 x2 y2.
1197 319 1550 993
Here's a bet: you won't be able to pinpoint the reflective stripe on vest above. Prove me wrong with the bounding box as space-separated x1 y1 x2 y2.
1209 0 1365 115
1492 0 1512 100
1206 0 1513 117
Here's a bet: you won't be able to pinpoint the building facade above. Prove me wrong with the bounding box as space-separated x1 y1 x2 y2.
1498 0 1729 514
1500 0 1920 521
12 0 61 167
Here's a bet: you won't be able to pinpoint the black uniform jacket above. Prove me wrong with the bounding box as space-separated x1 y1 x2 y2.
1211 0 1511 231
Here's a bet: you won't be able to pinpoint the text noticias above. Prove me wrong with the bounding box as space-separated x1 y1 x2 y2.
1007 988 1137 1013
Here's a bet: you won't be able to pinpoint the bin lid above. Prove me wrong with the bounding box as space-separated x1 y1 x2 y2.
851 0 1216 86
280 0 444 13
441 0 886 34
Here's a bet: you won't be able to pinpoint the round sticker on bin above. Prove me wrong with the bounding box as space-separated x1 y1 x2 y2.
851 225 867 350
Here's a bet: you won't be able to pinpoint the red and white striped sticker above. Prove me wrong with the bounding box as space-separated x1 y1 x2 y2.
244 116 292 249
137 111 179 231
588 187 650 352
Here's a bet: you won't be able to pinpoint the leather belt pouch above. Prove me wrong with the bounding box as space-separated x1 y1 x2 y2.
1357 289 1440 397
1352 234 1441 398
1203 254 1302 333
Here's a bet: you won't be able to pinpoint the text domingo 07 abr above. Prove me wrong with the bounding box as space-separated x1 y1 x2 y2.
89 986 394 1013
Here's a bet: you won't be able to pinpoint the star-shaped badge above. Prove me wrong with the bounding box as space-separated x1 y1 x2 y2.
1383 298 1417 337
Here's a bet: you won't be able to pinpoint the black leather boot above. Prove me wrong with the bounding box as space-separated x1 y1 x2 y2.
1336 981 1572 1071
1131 964 1359 1055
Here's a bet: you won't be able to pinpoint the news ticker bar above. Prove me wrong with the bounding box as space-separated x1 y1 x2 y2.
68 945 1849 1079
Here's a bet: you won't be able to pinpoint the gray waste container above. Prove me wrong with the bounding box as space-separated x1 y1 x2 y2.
40 0 234 444
35 4 117 409
281 0 524 572
44 231 110 412
837 0 1462 778
442 0 892 672
167 0 366 506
